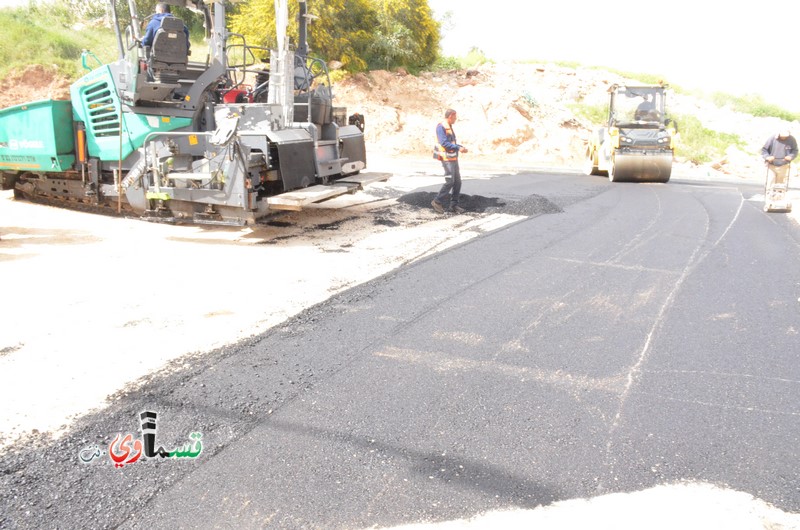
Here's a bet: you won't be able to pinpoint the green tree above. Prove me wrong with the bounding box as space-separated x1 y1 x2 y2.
229 0 377 71
228 0 276 49
306 0 378 71
373 0 439 70
229 0 439 72
367 11 415 70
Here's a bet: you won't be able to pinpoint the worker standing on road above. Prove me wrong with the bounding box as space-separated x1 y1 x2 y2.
761 129 797 191
432 109 468 214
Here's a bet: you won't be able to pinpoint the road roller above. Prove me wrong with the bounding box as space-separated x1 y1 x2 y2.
584 84 676 183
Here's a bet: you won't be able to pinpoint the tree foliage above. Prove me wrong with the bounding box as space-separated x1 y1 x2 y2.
52 0 208 39
368 0 438 70
20 0 440 73
229 0 440 72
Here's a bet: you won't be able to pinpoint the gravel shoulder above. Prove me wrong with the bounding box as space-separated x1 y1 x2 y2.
0 156 537 450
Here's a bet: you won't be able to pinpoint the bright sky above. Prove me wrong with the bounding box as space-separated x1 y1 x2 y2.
429 0 800 112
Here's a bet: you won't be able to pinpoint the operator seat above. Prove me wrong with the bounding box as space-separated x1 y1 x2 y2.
148 17 189 85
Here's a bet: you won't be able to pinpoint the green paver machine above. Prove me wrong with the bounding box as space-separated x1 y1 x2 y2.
0 0 370 224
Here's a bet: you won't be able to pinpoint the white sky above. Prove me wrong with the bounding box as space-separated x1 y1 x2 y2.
429 0 800 112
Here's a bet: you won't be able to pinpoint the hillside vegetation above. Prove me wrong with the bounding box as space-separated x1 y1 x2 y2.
0 3 797 173
0 4 117 79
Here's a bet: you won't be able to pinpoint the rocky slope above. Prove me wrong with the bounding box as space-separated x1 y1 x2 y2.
333 63 795 180
1 62 794 180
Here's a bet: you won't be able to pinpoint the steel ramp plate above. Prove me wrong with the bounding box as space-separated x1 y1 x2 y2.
267 184 358 211
337 172 391 189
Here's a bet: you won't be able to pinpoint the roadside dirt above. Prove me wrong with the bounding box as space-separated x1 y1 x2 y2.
0 64 71 108
2 61 794 178
331 63 795 180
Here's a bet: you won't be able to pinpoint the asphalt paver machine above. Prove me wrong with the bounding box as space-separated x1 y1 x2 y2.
0 0 372 224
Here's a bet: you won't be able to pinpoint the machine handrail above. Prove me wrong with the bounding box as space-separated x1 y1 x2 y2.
81 50 103 72
224 36 271 93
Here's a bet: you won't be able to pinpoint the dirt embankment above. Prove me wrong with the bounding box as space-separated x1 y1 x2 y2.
334 65 594 167
0 65 71 109
332 63 795 179
1 61 794 178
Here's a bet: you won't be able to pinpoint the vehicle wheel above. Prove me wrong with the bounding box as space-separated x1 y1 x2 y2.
583 148 600 176
609 158 618 182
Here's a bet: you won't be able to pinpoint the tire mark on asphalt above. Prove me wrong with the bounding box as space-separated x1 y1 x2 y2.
634 392 800 417
597 193 744 493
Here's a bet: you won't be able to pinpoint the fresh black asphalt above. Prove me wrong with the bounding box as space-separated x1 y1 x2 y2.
2 172 798 529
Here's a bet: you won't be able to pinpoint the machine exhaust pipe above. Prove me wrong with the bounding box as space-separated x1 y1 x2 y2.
297 0 309 58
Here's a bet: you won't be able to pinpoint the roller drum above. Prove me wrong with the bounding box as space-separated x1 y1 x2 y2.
611 151 672 183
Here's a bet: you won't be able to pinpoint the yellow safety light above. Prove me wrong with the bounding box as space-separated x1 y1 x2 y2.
609 127 620 149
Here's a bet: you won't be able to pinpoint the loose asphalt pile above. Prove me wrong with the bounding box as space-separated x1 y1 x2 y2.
396 191 562 216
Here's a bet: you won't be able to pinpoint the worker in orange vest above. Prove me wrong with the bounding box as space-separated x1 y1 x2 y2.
432 109 468 214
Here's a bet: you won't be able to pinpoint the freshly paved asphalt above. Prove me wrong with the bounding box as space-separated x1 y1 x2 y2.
3 171 799 529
